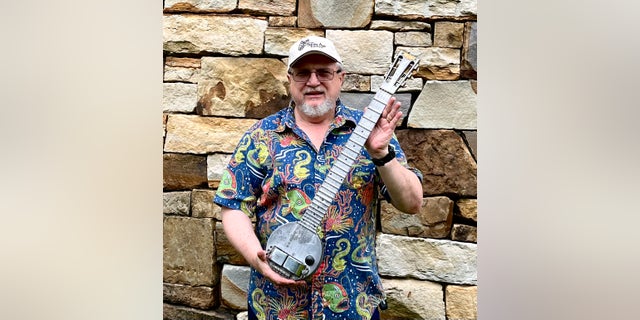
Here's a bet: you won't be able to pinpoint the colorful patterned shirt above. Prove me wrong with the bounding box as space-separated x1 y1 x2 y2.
214 100 422 320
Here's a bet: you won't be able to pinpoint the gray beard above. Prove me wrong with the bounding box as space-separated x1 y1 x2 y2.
298 98 335 118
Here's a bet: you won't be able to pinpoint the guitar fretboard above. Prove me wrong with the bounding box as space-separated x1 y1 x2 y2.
298 89 393 232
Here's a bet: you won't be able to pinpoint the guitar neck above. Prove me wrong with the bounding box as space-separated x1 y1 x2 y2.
298 88 394 232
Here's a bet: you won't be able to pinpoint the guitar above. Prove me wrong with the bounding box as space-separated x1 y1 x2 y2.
265 52 420 280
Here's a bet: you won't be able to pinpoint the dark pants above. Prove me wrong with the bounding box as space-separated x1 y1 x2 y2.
247 306 381 320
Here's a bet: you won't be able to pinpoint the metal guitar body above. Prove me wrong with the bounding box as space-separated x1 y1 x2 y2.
265 222 323 280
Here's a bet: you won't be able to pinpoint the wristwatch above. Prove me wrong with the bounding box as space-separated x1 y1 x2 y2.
371 145 396 166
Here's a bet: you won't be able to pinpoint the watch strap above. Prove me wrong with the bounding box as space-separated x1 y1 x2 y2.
371 145 396 166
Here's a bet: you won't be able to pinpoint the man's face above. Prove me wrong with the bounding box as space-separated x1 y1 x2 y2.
288 54 344 118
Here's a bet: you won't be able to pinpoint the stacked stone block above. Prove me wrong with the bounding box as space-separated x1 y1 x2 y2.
163 0 477 319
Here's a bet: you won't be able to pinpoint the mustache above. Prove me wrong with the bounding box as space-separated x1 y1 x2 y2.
303 88 325 94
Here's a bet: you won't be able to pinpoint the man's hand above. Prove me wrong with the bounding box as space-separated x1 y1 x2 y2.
365 97 402 158
253 250 307 287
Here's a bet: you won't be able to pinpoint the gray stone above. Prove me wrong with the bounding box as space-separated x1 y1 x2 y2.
220 265 251 310
376 233 477 285
395 31 432 47
462 22 477 79
164 191 191 216
462 130 477 159
408 80 477 130
207 154 232 189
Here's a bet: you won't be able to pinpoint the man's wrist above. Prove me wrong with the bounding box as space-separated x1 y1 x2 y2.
371 145 395 166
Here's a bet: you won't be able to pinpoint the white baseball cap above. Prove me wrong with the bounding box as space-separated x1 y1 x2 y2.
287 36 343 69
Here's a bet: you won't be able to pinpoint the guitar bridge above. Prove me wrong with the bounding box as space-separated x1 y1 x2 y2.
267 246 309 279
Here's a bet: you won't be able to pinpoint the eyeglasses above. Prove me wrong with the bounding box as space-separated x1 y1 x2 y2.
289 68 342 82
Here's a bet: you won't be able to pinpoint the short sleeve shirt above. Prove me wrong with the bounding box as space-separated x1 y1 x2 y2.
214 101 422 320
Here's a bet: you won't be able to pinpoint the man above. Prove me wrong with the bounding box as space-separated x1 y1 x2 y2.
214 36 423 320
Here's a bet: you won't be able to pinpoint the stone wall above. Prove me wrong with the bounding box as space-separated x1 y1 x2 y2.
162 0 477 319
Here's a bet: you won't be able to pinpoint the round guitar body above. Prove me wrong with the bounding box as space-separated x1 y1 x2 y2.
265 222 324 281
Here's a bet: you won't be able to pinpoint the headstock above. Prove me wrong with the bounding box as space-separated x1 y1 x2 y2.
381 52 420 93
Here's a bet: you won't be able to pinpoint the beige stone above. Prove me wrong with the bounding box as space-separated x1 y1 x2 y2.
381 278 445 320
238 0 296 15
163 216 216 286
371 74 423 93
198 57 289 118
380 196 453 238
446 285 477 320
456 198 477 221
308 0 373 28
163 15 267 55
191 189 218 218
164 115 257 154
268 16 297 27
342 74 371 91
164 0 236 12
376 233 477 285
164 57 201 83
215 223 249 265
396 129 477 197
434 21 465 48
375 0 477 18
398 46 461 80
163 283 217 310
163 303 237 319
408 80 476 129
264 28 324 57
395 31 432 47
370 20 431 32
327 30 394 75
